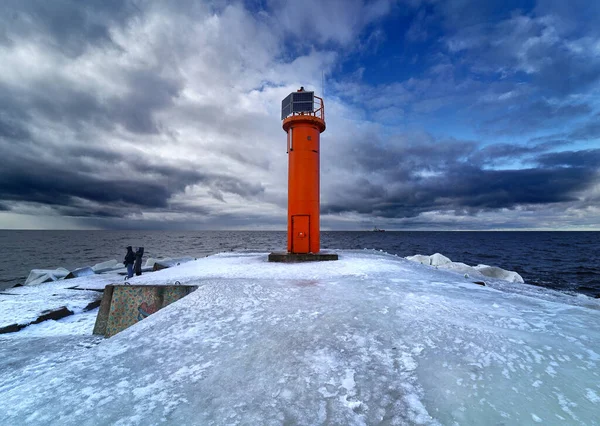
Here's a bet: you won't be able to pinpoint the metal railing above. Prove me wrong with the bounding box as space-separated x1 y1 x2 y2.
313 96 325 121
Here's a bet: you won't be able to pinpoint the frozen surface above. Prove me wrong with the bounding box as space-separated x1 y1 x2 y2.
406 253 525 283
1 251 599 425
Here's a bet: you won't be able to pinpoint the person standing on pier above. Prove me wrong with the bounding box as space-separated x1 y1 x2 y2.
134 247 144 276
124 246 135 278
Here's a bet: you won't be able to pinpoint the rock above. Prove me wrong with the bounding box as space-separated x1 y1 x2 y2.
148 257 195 270
153 263 169 272
0 323 25 334
0 306 74 334
65 267 95 279
32 306 73 324
83 299 102 311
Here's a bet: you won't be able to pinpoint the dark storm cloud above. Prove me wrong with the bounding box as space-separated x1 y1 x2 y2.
0 114 30 141
347 135 477 176
523 117 600 147
1 0 134 56
72 205 283 231
536 149 600 169
0 1 183 138
0 80 105 134
0 143 265 218
113 70 184 135
0 154 174 210
485 100 593 135
325 166 594 218
568 119 600 141
0 67 182 137
53 205 132 219
469 140 567 165
443 167 592 208
323 138 599 219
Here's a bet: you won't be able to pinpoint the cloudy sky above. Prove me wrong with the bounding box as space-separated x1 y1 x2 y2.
1 0 599 230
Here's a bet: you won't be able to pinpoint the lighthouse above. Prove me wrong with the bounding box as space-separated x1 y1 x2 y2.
269 87 338 262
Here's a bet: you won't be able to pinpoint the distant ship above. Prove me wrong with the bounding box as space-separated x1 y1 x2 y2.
372 227 385 232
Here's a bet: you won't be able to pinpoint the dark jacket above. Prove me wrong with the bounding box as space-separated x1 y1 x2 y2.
134 247 144 276
124 247 135 266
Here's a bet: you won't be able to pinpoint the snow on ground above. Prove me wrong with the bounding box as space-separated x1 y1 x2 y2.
0 278 107 329
0 250 599 425
11 308 100 337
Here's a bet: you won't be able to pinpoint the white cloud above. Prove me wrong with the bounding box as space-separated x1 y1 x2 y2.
272 0 394 46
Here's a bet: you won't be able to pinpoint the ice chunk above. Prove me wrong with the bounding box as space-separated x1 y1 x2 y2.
405 253 451 267
474 265 524 283
405 253 523 283
91 259 123 274
430 253 451 266
437 261 473 274
144 257 161 268
405 254 432 265
24 268 70 286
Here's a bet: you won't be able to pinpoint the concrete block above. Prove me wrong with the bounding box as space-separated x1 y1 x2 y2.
93 285 196 337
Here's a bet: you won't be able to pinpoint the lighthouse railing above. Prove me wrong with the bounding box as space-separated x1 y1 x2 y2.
313 96 325 121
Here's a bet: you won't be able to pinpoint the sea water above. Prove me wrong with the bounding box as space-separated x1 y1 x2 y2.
0 230 598 296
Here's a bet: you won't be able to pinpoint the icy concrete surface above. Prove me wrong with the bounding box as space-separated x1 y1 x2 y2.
0 251 599 425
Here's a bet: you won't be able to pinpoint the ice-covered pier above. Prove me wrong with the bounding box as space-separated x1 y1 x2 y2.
0 250 599 425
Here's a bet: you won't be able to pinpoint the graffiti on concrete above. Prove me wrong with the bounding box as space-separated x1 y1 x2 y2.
137 302 158 320
94 285 197 337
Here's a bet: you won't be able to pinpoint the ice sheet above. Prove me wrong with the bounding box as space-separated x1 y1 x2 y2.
0 251 598 425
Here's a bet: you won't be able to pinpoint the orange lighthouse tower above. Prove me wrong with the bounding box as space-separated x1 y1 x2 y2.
269 87 338 262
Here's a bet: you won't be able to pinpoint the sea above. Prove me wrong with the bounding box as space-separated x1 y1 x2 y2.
0 231 598 297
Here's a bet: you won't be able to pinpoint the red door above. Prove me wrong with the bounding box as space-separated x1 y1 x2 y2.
292 215 310 253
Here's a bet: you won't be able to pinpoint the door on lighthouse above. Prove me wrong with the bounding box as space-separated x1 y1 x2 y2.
292 215 310 254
